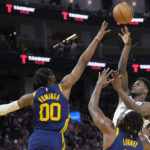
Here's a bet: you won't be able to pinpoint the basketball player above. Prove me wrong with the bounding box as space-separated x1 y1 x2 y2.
112 26 150 127
0 21 110 150
88 68 150 150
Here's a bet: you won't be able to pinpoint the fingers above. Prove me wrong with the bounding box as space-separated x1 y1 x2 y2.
124 26 128 33
125 26 131 38
111 71 119 79
102 68 114 79
102 68 109 75
102 68 107 74
106 69 113 77
104 21 108 29
118 33 123 38
102 20 106 26
101 20 108 29
121 28 125 35
111 71 115 79
101 21 106 28
105 29 111 34
107 79 114 84
128 32 131 36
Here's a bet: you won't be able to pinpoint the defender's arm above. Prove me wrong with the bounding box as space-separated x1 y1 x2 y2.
0 93 33 116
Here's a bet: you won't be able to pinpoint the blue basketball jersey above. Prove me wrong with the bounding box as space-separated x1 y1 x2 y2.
32 84 70 133
106 128 143 150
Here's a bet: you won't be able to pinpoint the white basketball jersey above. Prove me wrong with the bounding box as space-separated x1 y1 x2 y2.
113 96 144 126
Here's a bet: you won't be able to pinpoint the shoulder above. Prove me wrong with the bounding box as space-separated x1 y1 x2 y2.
141 135 150 150
103 128 118 150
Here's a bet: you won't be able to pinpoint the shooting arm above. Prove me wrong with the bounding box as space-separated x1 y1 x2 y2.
118 44 131 73
118 44 131 92
118 27 131 92
117 88 150 116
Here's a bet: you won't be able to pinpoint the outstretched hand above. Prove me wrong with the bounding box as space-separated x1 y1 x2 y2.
97 68 114 88
111 71 122 91
118 26 131 45
97 21 111 40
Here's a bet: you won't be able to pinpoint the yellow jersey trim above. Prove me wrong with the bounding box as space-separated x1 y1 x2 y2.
33 91 36 98
62 133 65 150
59 84 62 92
116 128 119 137
60 114 70 133
139 135 142 141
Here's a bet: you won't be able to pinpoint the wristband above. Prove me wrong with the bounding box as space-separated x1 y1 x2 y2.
0 100 20 116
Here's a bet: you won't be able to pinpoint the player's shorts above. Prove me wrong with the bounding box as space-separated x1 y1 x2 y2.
28 129 65 150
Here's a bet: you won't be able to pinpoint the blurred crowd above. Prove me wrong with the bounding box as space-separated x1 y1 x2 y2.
0 108 33 150
65 120 103 150
0 108 103 150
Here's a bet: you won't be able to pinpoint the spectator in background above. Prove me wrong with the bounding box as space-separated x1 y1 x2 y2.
0 108 103 150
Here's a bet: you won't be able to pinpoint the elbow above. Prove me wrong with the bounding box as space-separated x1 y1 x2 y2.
88 103 95 115
88 103 92 112
92 117 102 128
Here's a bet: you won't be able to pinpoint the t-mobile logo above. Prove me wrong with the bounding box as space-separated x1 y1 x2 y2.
20 54 28 64
6 4 13 13
61 11 69 20
132 64 139 73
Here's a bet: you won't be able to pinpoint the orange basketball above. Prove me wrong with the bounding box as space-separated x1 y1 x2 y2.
113 2 134 24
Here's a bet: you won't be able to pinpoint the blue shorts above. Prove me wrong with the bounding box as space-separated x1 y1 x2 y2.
28 130 65 150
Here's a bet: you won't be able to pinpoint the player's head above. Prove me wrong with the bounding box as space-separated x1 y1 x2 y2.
118 111 143 138
33 68 56 90
131 77 150 98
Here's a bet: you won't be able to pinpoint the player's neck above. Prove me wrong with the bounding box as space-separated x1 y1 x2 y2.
48 81 56 86
132 94 146 102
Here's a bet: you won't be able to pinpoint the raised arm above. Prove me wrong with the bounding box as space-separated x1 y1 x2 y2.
112 71 150 116
88 69 114 134
61 21 110 92
118 26 131 92
0 93 33 116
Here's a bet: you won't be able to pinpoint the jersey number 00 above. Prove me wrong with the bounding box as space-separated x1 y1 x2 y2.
39 103 61 121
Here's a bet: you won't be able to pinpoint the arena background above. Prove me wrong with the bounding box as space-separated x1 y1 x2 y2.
0 0 150 149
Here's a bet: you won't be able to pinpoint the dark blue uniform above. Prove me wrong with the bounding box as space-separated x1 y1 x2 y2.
28 84 70 150
106 128 143 150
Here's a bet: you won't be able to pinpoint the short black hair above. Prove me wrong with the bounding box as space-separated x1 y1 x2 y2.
118 111 143 139
33 68 54 90
137 77 150 95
